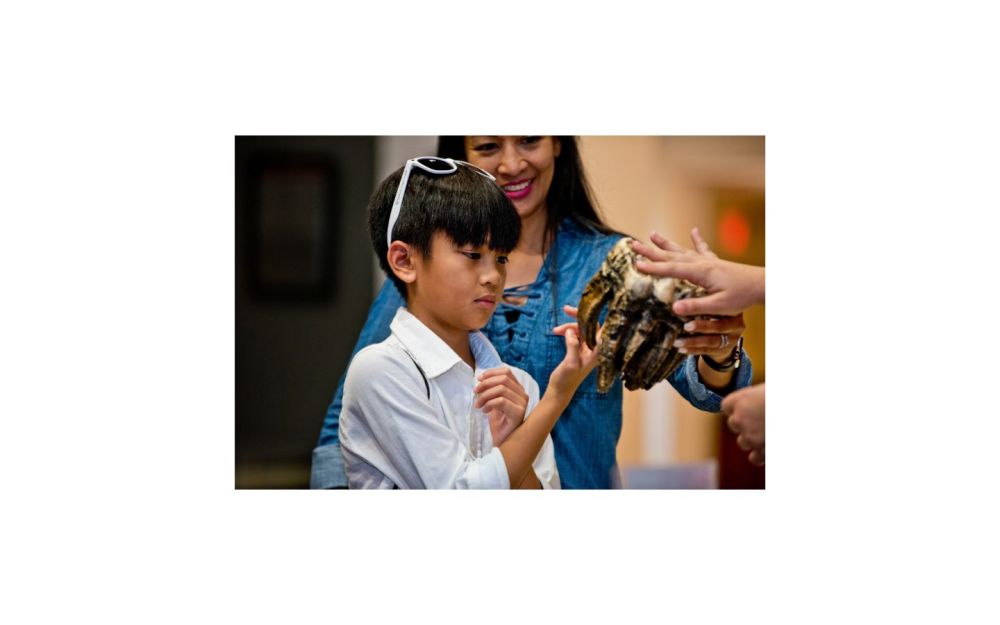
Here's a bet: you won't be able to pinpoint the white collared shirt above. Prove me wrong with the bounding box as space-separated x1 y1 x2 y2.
340 307 560 489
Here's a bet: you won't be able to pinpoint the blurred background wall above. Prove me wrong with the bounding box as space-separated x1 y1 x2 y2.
235 136 764 488
235 136 377 487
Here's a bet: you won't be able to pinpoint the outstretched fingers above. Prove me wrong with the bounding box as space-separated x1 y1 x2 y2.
635 259 704 283
690 227 717 258
650 231 689 253
631 239 670 262
558 304 605 348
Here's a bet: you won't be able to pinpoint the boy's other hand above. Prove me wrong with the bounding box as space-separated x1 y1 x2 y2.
475 367 529 445
549 305 599 400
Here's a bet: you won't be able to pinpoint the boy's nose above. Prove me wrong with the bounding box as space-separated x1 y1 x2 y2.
481 266 502 287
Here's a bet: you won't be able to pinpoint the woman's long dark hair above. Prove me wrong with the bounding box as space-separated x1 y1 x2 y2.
436 136 618 245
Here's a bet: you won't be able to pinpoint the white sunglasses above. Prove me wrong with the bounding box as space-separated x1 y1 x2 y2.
386 156 496 248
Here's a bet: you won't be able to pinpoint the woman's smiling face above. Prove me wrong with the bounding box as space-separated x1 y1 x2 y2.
464 136 561 223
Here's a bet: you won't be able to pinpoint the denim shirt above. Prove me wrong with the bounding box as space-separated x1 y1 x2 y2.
312 218 752 489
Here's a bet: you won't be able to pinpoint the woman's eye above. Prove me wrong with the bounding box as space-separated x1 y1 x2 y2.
471 142 499 152
521 136 541 146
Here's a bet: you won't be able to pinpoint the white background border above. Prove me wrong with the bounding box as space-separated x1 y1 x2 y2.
3 1 998 622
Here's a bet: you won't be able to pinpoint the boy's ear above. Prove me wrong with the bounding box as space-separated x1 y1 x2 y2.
387 241 418 285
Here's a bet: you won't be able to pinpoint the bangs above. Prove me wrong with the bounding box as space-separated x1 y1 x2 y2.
400 165 521 253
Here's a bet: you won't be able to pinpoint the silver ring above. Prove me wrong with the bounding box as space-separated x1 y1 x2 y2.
719 334 728 349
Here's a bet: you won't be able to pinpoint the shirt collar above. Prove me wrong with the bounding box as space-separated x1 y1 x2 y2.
469 330 503 371
390 307 501 379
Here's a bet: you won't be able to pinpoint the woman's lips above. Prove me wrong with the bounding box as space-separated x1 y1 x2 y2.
503 179 533 200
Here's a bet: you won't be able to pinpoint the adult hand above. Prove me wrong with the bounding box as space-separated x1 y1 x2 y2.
720 383 765 465
474 368 529 445
632 228 765 317
548 305 599 399
672 313 745 362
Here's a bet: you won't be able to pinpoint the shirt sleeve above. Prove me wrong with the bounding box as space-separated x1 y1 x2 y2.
667 350 754 413
310 281 404 489
340 347 511 490
516 370 561 489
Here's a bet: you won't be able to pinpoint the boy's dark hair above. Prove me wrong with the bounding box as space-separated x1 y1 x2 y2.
436 136 618 244
369 162 521 298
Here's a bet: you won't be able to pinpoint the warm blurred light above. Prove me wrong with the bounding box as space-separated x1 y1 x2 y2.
718 208 750 256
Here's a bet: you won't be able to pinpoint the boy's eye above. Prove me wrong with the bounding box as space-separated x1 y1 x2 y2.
463 251 482 260
497 256 509 265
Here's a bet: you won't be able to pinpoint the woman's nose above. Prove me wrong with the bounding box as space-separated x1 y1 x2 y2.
496 144 524 178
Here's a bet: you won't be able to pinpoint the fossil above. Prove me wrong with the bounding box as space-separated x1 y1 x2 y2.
577 238 706 392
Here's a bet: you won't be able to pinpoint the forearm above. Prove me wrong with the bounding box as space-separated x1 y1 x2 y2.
516 471 542 489
499 391 570 487
750 266 765 306
697 357 735 391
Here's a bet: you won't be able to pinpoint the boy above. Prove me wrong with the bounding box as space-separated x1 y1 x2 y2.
339 157 597 489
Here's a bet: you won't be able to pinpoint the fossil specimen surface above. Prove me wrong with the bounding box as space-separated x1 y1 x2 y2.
577 238 706 392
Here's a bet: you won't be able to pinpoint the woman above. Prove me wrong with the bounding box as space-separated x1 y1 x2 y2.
311 136 752 489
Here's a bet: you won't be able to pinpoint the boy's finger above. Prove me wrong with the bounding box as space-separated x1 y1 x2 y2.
562 305 578 318
474 376 521 396
475 385 512 407
476 367 513 382
563 328 582 366
552 322 580 335
482 398 508 413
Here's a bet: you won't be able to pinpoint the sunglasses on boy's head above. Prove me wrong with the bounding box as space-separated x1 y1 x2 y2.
386 156 496 247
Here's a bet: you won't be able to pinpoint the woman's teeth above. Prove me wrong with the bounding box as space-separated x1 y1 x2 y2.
503 180 531 192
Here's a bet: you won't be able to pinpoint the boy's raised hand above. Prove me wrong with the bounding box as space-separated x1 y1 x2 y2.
474 367 529 445
549 305 600 398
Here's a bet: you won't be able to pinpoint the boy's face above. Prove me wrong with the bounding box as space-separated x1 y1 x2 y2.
408 231 508 334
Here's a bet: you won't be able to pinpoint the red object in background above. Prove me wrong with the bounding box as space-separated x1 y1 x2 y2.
718 208 751 257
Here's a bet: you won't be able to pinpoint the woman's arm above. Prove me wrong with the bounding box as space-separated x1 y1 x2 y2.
668 351 753 412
